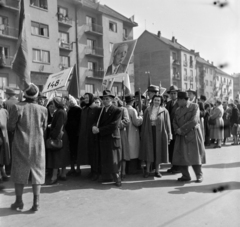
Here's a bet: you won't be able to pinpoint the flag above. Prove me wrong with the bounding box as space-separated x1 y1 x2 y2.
0 46 6 68
12 0 30 90
67 64 79 98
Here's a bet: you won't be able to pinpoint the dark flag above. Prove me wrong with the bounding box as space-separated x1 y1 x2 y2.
12 0 30 90
67 65 79 98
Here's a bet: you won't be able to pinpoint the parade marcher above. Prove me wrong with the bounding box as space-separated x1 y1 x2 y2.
204 103 211 146
133 91 147 113
112 97 130 179
228 103 239 145
187 89 197 103
92 90 122 186
139 95 172 178
0 105 10 183
47 96 70 184
3 87 18 175
198 95 206 141
65 95 81 176
37 92 47 106
209 99 224 148
125 94 143 173
8 83 48 211
222 100 231 145
94 97 102 107
165 85 179 174
172 91 206 183
147 85 160 101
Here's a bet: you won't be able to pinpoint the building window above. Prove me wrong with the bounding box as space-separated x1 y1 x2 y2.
0 16 8 36
109 21 117 33
109 42 113 52
59 55 70 68
210 68 212 74
88 61 96 71
59 32 69 43
32 49 50 63
190 70 193 82
0 46 9 58
210 81 213 86
30 0 48 10
123 28 127 38
189 56 193 68
0 74 7 89
31 21 49 37
184 83 188 90
58 6 68 17
205 80 208 86
206 67 208 73
112 86 118 95
183 54 187 66
184 68 187 80
172 52 177 61
85 84 94 93
86 16 95 25
190 83 193 89
87 39 95 48
216 76 219 81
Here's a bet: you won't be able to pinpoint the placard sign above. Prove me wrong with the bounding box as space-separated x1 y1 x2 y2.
42 67 73 93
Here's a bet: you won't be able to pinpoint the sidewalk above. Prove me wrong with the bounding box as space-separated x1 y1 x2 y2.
0 143 240 227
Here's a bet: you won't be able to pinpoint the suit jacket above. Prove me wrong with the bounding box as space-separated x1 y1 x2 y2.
166 99 179 135
3 97 18 115
106 63 127 76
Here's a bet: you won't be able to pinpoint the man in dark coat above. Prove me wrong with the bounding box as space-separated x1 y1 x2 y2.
172 91 206 183
92 90 122 186
165 85 179 174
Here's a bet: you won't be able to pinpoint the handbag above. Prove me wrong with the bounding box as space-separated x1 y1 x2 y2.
208 117 216 125
46 138 63 150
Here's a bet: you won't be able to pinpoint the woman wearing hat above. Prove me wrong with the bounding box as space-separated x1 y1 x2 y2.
47 96 70 183
139 95 172 178
8 83 48 211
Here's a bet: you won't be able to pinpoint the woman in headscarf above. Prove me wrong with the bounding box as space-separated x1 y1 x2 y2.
47 96 70 184
77 93 101 179
65 95 81 176
8 83 48 211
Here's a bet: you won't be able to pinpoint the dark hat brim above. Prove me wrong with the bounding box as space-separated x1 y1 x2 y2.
100 94 115 99
167 89 179 94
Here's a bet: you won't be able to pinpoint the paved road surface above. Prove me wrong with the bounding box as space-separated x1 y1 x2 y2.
0 143 240 227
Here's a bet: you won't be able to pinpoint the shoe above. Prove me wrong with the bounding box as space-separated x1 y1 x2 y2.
11 201 24 210
154 172 162 178
91 174 99 181
46 179 58 185
2 175 10 182
115 177 122 187
196 176 203 183
31 195 39 212
144 172 150 178
58 176 67 181
213 145 221 148
177 177 191 182
75 170 81 177
166 168 173 173
231 143 238 145
121 174 126 180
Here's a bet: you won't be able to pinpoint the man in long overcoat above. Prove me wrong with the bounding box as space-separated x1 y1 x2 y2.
165 85 179 174
92 90 122 186
172 91 206 183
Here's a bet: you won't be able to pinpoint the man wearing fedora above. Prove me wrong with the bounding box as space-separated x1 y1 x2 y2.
172 91 206 183
3 87 19 175
147 85 160 100
187 89 197 103
92 90 122 186
165 85 180 174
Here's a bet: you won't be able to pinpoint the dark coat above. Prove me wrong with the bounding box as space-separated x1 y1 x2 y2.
8 101 48 184
166 100 179 135
65 106 81 161
172 102 206 166
230 107 239 126
0 108 10 165
139 106 172 164
3 97 18 114
98 105 122 174
47 108 70 168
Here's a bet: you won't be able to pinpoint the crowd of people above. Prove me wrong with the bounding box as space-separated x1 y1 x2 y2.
0 82 239 212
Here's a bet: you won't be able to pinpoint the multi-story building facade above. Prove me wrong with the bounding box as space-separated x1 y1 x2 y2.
134 30 197 92
233 73 240 99
0 0 137 98
195 54 216 100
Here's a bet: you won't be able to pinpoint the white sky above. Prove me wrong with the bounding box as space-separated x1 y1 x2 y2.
101 0 240 75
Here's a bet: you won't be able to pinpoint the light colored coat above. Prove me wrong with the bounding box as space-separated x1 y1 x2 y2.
8 101 48 184
172 102 206 166
210 105 224 139
126 105 143 159
139 106 172 164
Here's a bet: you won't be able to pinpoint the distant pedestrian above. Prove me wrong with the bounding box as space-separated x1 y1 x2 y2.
228 103 239 145
8 83 48 211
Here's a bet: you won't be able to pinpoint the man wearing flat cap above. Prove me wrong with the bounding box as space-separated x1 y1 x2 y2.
172 91 206 183
165 85 180 174
92 90 122 187
147 85 159 100
37 92 47 106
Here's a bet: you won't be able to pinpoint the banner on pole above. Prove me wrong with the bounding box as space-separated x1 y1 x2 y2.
42 67 73 93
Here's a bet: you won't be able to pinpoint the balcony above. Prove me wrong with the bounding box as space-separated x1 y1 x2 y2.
59 42 72 51
183 61 188 67
5 0 19 10
85 69 104 79
85 23 103 36
84 46 103 58
123 34 133 41
0 25 18 40
58 14 72 27
173 73 180 80
172 60 180 66
0 56 14 68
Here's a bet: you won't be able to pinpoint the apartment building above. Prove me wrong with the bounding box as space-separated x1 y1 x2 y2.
233 73 240 100
134 30 197 92
0 0 137 98
195 54 216 99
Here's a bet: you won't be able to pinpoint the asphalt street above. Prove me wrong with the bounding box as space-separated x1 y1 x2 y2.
0 142 240 227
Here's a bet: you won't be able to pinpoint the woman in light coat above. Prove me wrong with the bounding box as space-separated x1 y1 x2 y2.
209 100 224 148
125 95 143 161
8 83 48 211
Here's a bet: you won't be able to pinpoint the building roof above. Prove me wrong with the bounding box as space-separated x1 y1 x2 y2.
215 68 231 77
196 56 214 67
79 0 138 27
144 30 190 53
